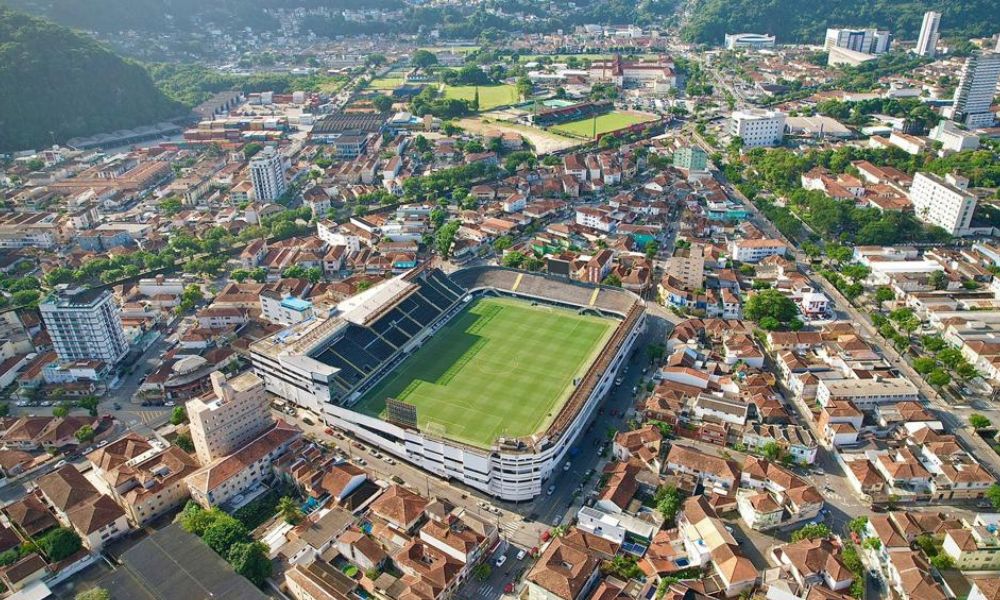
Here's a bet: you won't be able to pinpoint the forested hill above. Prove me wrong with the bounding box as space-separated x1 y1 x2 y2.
680 0 1000 45
0 8 185 152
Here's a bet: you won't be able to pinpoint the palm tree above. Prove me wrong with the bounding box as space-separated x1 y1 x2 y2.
277 496 303 524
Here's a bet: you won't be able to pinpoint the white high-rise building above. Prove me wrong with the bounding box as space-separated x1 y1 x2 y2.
909 172 977 236
947 52 1000 128
249 146 287 202
187 371 273 466
730 109 786 148
824 28 891 54
40 287 129 365
915 11 941 57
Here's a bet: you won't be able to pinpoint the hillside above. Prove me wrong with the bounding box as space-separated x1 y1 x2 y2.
0 8 184 152
680 0 1000 45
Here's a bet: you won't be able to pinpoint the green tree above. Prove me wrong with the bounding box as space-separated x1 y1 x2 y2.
77 395 99 416
75 589 111 600
928 270 948 290
75 425 96 443
743 289 799 323
761 441 784 461
202 516 249 557
986 483 1000 509
175 433 194 453
38 527 82 561
926 369 951 387
791 523 831 542
602 274 622 287
52 403 70 418
473 563 492 581
655 485 685 524
170 406 187 426
434 221 460 257
502 251 526 269
874 287 895 303
930 554 954 570
969 414 992 430
372 94 393 113
759 316 780 330
227 541 272 586
411 49 438 69
848 516 868 534
277 496 303 524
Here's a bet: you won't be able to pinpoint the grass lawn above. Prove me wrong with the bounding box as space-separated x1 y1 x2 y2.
369 77 406 90
443 84 519 111
354 297 614 448
551 111 657 138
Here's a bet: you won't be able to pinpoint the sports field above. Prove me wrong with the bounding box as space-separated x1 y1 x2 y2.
551 111 657 138
443 84 519 111
354 297 615 448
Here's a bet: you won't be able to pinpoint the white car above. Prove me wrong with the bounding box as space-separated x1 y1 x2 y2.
495 554 507 568
563 462 571 472
516 549 527 560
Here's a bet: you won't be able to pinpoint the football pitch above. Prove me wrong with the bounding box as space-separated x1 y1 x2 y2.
443 84 519 111
354 297 615 448
550 111 657 138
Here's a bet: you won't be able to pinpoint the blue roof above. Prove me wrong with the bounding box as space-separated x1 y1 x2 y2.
280 297 313 312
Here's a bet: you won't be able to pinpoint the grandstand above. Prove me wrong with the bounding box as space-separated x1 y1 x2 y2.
527 100 614 127
251 266 645 500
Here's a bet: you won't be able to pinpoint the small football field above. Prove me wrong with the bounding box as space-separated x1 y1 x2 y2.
354 297 614 448
550 111 657 138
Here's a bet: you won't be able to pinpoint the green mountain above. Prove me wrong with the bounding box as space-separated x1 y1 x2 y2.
681 0 1000 45
0 8 185 152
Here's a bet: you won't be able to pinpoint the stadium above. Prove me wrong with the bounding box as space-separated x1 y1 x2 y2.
250 266 645 500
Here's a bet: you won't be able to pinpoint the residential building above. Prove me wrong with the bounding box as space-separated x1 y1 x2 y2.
40 286 129 366
915 12 941 58
947 52 1000 128
525 535 602 600
187 371 273 466
816 377 918 409
730 109 786 148
260 291 315 326
249 146 287 202
674 147 709 173
771 538 854 592
678 495 758 597
87 433 200 526
909 172 977 236
824 28 891 54
186 421 301 508
930 121 980 153
944 523 1000 571
729 238 787 263
35 465 129 551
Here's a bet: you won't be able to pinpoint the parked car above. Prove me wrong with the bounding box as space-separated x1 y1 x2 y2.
547 485 555 496
516 549 526 560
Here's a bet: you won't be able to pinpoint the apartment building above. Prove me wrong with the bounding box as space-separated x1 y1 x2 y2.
40 286 129 366
909 172 977 236
249 146 287 202
187 371 273 466
729 109 786 148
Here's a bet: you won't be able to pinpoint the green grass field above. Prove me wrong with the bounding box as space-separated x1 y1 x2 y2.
354 297 614 448
551 111 657 138
443 84 519 111
368 77 406 90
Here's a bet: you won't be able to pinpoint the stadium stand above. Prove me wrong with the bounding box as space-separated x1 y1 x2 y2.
450 267 637 316
529 100 613 127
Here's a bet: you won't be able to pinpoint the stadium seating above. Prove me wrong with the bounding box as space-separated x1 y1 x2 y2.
313 269 468 382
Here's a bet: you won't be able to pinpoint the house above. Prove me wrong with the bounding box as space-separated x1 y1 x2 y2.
369 485 429 533
772 538 854 592
336 529 388 572
526 534 602 600
35 465 129 551
678 495 758 597
665 444 740 492
613 425 662 469
87 433 200 526
943 522 1000 570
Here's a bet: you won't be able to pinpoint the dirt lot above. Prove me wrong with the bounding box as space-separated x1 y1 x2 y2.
457 116 582 154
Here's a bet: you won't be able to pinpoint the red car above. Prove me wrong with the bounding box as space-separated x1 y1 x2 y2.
324 427 334 435
504 583 515 594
